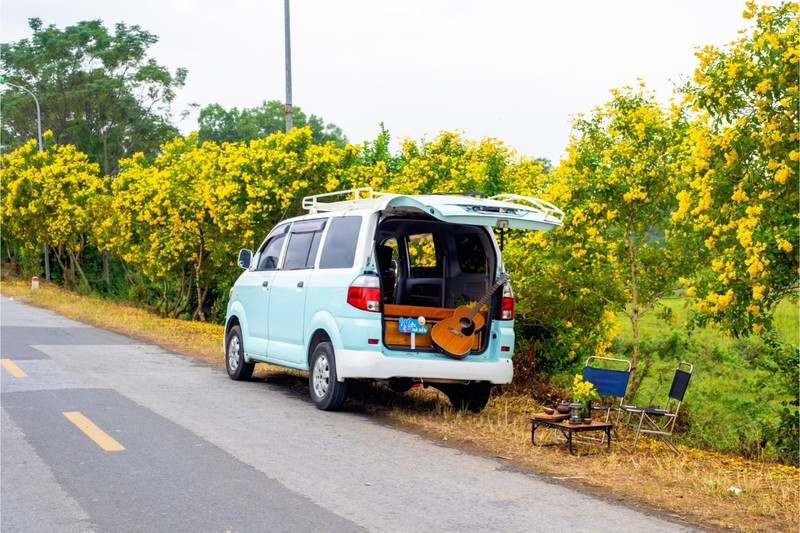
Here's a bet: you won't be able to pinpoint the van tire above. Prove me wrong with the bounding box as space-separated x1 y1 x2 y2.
225 325 255 381
309 342 348 411
437 382 492 413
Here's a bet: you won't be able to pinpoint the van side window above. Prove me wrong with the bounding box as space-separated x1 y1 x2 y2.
320 216 362 269
455 233 487 273
407 233 441 278
284 219 326 270
256 224 289 271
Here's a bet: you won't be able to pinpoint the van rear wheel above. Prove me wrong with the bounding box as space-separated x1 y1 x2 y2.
309 342 348 411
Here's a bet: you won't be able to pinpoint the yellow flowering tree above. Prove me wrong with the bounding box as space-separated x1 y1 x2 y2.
676 1 799 336
99 127 358 319
378 131 536 195
0 134 105 291
516 86 695 392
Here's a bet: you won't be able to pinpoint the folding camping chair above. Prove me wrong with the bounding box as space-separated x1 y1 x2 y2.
583 356 632 425
581 356 632 444
620 362 693 453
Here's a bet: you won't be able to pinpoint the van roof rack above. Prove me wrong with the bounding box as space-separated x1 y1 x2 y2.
302 188 564 225
302 187 388 213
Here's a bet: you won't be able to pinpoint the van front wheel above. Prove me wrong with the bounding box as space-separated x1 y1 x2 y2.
225 325 254 381
309 342 348 411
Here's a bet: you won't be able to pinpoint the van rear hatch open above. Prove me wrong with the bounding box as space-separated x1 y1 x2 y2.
377 193 564 231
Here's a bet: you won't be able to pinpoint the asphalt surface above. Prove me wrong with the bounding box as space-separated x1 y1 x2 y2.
1 296 700 532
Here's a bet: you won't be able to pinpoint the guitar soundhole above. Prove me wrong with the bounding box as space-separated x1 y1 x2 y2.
458 317 472 328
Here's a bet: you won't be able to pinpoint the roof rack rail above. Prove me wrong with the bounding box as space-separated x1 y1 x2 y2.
430 191 485 198
302 187 389 213
488 194 565 224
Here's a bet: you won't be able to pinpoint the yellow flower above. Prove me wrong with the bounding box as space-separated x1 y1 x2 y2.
777 238 793 253
623 186 648 202
731 186 749 202
571 375 600 404
752 284 766 300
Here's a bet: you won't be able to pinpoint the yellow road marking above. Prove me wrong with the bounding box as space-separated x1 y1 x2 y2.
63 411 125 452
1 358 28 378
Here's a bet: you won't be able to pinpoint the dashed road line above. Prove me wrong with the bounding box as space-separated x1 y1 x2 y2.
1 358 28 378
63 411 125 452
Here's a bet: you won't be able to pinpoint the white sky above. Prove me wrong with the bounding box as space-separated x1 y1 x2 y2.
1 0 757 164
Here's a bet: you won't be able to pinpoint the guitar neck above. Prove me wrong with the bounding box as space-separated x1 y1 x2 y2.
464 273 510 320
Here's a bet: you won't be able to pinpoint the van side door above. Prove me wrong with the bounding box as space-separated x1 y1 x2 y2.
236 224 288 357
265 219 326 364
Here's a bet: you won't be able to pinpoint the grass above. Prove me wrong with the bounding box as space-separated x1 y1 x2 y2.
611 297 799 458
616 296 799 349
2 280 798 532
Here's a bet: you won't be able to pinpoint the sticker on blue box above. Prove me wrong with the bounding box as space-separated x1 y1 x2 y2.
398 316 428 334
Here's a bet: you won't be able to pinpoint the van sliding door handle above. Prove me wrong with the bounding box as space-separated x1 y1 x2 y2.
297 281 304 288
262 281 269 287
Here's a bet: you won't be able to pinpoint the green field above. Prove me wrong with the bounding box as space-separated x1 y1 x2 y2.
611 297 799 462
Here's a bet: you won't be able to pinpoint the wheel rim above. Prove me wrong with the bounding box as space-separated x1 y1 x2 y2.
312 353 330 398
227 335 240 372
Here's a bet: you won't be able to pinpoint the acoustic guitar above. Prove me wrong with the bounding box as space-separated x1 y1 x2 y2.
431 273 510 359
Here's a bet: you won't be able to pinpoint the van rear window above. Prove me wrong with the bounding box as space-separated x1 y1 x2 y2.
319 216 362 269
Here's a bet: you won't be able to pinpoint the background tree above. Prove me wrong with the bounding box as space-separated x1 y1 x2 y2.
197 100 347 147
676 0 799 337
1 18 187 176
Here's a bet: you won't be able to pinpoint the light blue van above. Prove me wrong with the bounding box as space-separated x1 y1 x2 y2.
224 188 563 411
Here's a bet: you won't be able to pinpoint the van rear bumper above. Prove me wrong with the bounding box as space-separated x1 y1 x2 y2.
335 349 513 384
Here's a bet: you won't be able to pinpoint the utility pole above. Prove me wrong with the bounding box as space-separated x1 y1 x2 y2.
284 0 293 133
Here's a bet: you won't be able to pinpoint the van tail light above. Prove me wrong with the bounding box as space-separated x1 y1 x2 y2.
347 274 381 312
499 283 514 320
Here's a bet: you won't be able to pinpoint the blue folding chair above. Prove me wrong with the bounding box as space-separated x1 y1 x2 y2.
620 362 693 453
582 356 632 433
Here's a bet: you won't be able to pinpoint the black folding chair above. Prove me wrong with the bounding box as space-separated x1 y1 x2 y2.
620 362 693 453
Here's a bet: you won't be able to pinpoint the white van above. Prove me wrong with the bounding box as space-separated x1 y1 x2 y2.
225 188 563 411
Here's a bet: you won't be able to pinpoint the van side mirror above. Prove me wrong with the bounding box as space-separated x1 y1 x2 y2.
237 249 252 269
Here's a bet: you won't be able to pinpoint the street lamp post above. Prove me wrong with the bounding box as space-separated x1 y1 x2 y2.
1 76 50 281
1 78 43 151
284 0 293 133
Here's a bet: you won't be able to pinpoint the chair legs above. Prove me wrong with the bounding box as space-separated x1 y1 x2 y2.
620 410 680 453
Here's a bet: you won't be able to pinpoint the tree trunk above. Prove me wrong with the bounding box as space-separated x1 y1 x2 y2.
193 232 206 321
625 225 641 404
69 249 91 294
102 251 110 284
53 247 75 290
169 269 193 318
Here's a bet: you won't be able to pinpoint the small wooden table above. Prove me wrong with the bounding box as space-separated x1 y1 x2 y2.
530 413 613 455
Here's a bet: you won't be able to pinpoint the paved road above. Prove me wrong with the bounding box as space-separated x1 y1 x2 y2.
1 297 698 532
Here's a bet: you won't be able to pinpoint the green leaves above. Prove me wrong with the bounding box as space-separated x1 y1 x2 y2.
1 18 184 175
197 100 347 147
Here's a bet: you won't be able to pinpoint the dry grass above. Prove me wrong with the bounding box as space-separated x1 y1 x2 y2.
2 280 798 532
